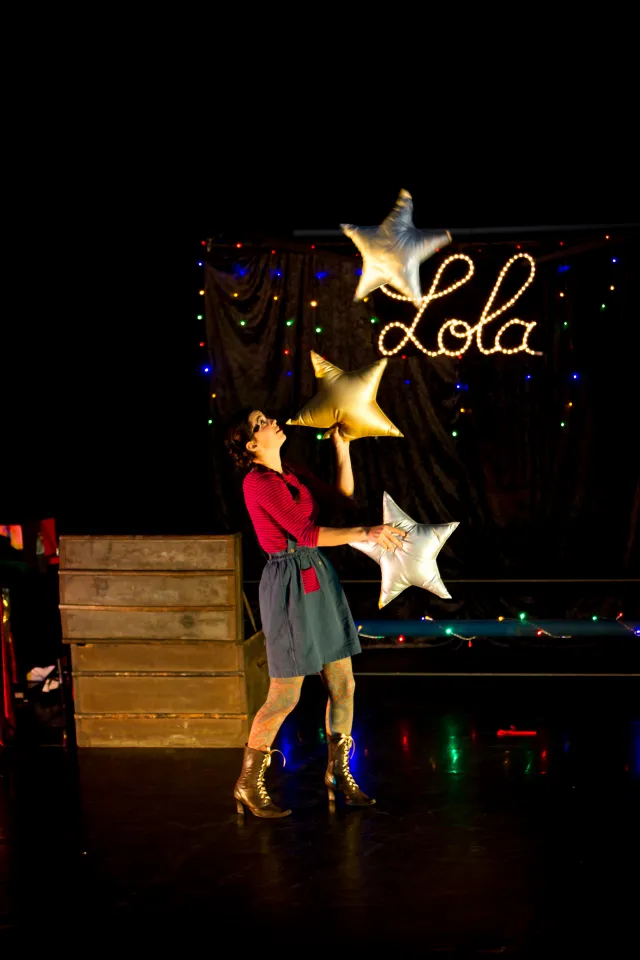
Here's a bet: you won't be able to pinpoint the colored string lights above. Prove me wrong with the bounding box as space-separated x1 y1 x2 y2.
554 235 620 432
377 253 542 359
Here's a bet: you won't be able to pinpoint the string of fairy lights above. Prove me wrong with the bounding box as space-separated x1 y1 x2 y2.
360 609 640 646
196 241 362 431
196 233 635 630
197 233 623 440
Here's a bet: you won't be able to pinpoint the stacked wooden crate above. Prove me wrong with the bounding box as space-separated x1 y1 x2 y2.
59 535 268 747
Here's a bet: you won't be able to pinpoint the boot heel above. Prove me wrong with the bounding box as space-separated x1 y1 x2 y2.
235 799 245 815
327 786 336 803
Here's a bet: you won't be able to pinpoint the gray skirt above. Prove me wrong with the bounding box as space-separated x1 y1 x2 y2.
258 538 362 678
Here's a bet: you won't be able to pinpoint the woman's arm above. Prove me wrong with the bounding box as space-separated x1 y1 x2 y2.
330 427 354 497
246 470 405 551
318 524 406 550
317 526 366 546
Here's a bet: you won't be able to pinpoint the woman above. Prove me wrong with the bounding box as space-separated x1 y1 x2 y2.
226 410 406 818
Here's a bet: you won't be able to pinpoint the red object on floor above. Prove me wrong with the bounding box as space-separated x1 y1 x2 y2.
497 726 537 737
1 590 17 745
40 517 59 565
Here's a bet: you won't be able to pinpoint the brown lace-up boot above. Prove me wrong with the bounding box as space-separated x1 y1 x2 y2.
325 734 376 806
234 745 291 818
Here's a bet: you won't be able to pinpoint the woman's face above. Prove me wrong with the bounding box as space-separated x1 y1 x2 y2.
247 410 286 459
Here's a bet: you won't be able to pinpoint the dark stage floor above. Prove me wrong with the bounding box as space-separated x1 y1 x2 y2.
1 676 639 954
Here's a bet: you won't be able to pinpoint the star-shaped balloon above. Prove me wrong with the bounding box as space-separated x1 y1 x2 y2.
341 189 451 302
351 491 459 608
286 351 402 441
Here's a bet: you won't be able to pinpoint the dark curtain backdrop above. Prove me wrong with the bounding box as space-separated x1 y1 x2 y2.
205 239 639 621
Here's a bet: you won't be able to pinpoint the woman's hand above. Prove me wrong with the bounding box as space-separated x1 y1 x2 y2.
328 424 350 454
364 525 407 552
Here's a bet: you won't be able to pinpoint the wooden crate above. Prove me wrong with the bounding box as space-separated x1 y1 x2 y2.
60 535 268 748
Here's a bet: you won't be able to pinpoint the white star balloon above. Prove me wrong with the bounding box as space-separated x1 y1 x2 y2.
351 491 459 608
341 189 451 303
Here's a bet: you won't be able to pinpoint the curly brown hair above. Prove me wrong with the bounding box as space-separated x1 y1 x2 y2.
225 409 258 471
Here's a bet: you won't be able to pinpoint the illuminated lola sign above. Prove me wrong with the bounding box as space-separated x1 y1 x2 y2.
377 252 542 358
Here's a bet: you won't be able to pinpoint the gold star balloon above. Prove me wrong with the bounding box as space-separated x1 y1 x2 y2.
286 351 402 441
351 491 459 608
341 189 451 302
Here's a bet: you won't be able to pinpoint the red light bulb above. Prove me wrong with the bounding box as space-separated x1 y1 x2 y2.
398 635 405 643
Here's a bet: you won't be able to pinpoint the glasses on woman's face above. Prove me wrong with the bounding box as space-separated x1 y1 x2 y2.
252 415 270 433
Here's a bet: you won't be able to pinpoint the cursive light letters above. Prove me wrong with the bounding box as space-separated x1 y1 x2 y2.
377 253 542 358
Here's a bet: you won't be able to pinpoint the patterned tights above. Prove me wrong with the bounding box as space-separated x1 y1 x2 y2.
247 656 355 751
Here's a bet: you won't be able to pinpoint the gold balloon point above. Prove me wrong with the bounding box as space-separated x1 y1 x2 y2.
288 351 402 441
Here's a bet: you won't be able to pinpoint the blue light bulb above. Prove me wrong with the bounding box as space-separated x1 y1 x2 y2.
526 374 532 380
572 373 579 380
204 366 210 373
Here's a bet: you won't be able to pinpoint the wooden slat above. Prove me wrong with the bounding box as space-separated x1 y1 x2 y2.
73 675 247 714
69 641 242 674
59 571 236 608
59 535 239 572
60 606 241 641
74 716 248 748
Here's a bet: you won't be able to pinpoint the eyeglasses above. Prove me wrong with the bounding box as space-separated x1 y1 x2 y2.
252 416 270 433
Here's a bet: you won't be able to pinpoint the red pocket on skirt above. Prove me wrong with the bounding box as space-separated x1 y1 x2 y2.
301 566 321 594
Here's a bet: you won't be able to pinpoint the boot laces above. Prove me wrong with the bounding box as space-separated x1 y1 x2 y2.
257 748 286 802
336 735 359 792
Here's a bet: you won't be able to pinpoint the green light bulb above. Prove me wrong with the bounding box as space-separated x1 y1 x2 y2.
452 430 458 437
197 314 203 320
563 322 568 328
518 612 526 621
208 419 212 425
370 317 378 324
316 433 323 440
240 320 246 326
560 421 565 427
315 326 322 333
286 319 294 326
600 304 606 309
445 627 453 635
592 615 598 621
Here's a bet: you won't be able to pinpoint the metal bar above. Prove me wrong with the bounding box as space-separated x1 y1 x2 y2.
293 223 639 238
353 672 638 678
244 578 640 584
354 619 640 637
242 590 257 633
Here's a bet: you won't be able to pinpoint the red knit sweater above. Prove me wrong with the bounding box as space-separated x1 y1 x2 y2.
243 466 321 553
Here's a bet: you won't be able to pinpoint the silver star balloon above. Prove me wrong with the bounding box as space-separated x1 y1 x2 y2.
341 189 451 302
351 491 459 608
